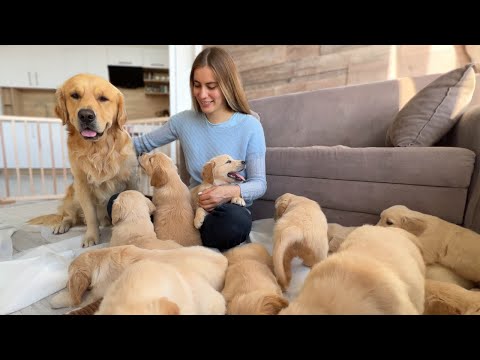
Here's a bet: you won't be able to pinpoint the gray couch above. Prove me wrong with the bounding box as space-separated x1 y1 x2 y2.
249 72 480 233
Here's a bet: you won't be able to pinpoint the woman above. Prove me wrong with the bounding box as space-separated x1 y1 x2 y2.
112 47 267 251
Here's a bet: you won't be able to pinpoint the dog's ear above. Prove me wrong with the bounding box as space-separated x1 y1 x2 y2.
150 166 168 188
145 197 156 215
401 216 426 236
150 297 180 315
424 297 462 315
111 201 129 225
116 92 127 128
259 295 289 315
67 268 91 306
274 197 289 220
54 87 68 125
202 161 215 184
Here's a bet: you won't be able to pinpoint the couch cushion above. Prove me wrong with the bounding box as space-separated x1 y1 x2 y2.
386 64 476 147
266 146 475 187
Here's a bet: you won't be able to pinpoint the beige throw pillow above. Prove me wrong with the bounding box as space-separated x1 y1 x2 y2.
386 64 476 147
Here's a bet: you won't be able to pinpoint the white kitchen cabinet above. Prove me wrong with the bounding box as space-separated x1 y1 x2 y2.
106 46 143 67
62 45 108 80
143 48 169 69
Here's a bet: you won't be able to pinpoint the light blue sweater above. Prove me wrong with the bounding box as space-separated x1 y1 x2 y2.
133 110 267 206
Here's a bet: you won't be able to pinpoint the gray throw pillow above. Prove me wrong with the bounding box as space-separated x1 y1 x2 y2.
386 64 476 147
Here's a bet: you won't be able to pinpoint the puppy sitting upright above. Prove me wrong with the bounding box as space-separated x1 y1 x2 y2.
139 152 201 247
190 154 246 229
222 243 289 315
272 193 329 291
110 190 183 250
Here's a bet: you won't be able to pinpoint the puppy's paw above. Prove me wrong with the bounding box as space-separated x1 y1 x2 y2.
231 197 246 207
50 289 72 309
52 221 71 234
82 233 99 247
194 215 205 229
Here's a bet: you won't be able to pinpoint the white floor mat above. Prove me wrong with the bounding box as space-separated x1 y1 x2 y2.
0 202 311 314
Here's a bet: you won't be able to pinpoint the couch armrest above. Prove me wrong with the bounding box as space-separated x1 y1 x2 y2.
448 105 480 232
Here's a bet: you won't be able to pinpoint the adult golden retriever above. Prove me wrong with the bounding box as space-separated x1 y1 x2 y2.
50 244 227 310
190 154 246 229
109 190 183 250
272 193 329 291
28 73 138 247
222 243 289 315
279 225 425 315
138 152 201 247
378 205 480 284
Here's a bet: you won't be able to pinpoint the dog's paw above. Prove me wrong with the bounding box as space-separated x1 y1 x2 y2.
231 197 246 207
82 233 99 247
50 289 72 309
52 221 71 234
194 216 205 229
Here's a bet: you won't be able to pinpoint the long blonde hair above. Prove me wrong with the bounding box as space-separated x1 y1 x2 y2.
190 47 251 114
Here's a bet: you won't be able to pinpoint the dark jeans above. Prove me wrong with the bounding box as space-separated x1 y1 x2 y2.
107 194 252 251
200 203 252 251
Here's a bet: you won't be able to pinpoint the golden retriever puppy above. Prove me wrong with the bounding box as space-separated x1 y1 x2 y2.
139 152 201 247
327 223 357 253
95 259 226 315
279 225 425 315
110 190 183 250
378 205 480 284
190 154 246 229
425 264 475 290
28 74 138 248
424 279 480 315
272 193 329 291
222 243 289 315
50 244 227 310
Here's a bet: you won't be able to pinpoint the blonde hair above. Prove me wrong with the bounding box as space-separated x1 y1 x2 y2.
190 47 251 114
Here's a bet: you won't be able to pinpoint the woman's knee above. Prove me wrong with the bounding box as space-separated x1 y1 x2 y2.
200 203 252 251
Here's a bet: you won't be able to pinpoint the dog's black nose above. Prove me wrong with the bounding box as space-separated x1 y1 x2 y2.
241 161 246 164
78 109 96 124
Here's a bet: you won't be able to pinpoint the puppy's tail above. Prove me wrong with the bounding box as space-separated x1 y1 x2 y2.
227 291 289 315
27 214 63 225
273 225 304 291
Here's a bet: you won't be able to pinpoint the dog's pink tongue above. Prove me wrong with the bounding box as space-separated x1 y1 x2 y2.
81 130 97 137
228 172 246 182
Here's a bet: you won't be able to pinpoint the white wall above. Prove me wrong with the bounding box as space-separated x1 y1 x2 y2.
167 45 202 164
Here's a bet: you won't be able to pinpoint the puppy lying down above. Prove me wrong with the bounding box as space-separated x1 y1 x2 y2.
280 225 426 315
222 243 288 315
50 244 227 311
378 205 480 285
96 258 226 315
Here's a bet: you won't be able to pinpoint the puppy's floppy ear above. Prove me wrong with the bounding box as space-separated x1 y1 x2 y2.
259 295 289 315
424 297 462 315
145 197 156 215
55 86 68 125
116 92 127 128
202 161 215 184
401 216 426 236
151 166 168 188
274 197 289 220
150 297 180 315
111 200 129 225
68 267 91 306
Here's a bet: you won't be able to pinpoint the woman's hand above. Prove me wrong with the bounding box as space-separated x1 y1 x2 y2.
198 185 241 212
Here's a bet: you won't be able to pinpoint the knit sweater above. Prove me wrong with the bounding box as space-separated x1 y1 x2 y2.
133 110 267 206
